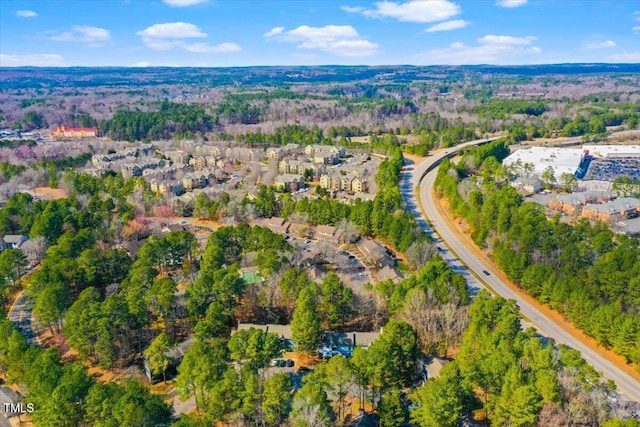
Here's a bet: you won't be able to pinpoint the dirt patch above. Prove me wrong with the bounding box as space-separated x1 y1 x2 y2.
31 187 68 199
402 152 427 164
433 189 640 381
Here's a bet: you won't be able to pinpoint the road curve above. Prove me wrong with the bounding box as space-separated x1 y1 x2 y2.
407 138 640 402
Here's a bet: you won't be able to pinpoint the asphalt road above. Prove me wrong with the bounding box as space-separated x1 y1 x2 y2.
404 138 640 402
8 290 38 346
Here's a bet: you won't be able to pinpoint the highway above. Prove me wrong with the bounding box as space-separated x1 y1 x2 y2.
403 137 640 402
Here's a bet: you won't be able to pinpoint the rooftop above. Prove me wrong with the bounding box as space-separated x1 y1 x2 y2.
584 197 640 214
504 146 583 178
582 144 640 158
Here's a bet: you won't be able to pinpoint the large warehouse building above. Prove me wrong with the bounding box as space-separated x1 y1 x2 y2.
503 146 584 178
504 145 640 185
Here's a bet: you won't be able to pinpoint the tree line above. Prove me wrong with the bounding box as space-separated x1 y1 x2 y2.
435 142 640 367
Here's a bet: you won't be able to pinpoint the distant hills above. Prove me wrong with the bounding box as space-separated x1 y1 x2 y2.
1 63 640 89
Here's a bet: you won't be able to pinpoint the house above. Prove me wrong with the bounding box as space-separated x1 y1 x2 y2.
614 217 640 237
548 191 613 214
2 235 28 249
582 197 640 223
318 330 380 358
143 337 195 381
274 174 305 192
120 164 142 178
18 238 41 263
341 176 355 191
189 156 207 169
425 356 450 379
377 265 403 284
266 147 286 160
307 265 326 283
319 174 333 190
163 150 191 165
357 238 394 267
510 177 541 194
278 159 292 174
315 225 345 244
50 126 97 139
234 323 293 348
351 177 368 193
182 172 209 191
301 250 324 266
259 217 290 234
320 172 342 191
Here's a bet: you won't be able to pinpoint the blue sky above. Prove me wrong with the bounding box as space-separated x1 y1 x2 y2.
1 0 639 67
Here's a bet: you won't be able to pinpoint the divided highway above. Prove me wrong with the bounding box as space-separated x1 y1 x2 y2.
402 138 640 402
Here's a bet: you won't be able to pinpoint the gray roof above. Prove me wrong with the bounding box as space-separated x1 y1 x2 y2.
615 217 640 235
235 323 293 340
585 197 640 214
425 356 450 379
2 235 27 245
323 331 380 348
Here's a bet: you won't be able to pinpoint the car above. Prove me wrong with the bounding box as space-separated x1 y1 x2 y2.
348 255 356 259
270 359 280 367
305 239 311 243
285 359 295 367
482 270 490 276
358 272 367 277
277 359 287 367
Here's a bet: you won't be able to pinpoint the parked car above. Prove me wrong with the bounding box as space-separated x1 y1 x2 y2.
285 359 295 367
482 270 490 276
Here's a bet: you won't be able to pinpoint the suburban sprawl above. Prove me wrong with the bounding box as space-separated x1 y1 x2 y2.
1 64 640 427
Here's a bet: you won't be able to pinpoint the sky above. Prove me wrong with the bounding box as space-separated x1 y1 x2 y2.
1 0 639 67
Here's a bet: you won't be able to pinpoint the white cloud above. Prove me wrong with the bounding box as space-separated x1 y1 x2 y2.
0 53 65 67
585 40 616 50
49 26 111 45
183 42 241 53
16 10 37 18
425 19 469 32
162 0 208 7
606 52 640 62
634 26 640 33
137 22 206 50
496 0 527 8
137 22 240 54
415 34 540 64
344 0 460 23
134 61 151 67
340 6 365 13
264 27 285 38
268 24 379 57
478 34 536 45
137 22 206 40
